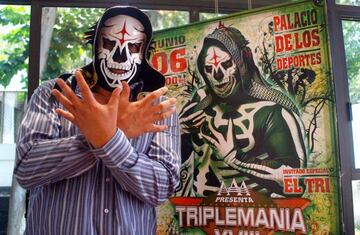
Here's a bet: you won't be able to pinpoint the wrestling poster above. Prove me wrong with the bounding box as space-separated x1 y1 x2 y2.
151 1 341 234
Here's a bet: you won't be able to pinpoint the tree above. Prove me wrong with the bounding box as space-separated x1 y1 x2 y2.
342 20 360 103
43 9 189 80
0 6 30 88
0 6 190 89
42 8 104 81
145 10 188 31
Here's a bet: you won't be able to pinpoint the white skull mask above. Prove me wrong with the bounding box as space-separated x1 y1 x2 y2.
97 15 147 87
204 46 237 98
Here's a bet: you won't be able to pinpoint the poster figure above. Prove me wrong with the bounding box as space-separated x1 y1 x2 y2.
153 3 341 234
178 23 308 198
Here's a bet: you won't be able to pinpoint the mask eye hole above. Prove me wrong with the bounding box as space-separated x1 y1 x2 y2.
128 42 141 53
205 65 212 73
103 37 116 51
221 59 233 70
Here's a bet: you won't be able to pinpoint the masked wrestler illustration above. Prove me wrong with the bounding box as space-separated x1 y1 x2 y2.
178 24 307 197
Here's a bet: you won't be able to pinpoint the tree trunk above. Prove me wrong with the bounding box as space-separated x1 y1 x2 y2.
40 7 57 80
7 176 26 235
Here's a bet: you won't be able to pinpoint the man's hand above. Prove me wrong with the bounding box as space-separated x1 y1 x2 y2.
116 82 176 138
51 70 120 148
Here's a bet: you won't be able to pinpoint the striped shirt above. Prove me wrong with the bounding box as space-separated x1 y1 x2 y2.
15 80 181 235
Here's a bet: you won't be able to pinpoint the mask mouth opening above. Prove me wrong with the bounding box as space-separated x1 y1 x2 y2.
101 59 137 86
212 76 236 97
109 68 127 75
215 82 229 91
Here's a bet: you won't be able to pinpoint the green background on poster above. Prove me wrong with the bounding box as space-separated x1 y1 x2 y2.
150 1 341 234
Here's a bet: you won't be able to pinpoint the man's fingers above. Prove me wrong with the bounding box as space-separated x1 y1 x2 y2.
54 108 76 123
153 97 176 114
146 124 168 133
142 86 168 105
152 109 174 123
75 70 95 102
108 87 121 107
51 89 75 113
120 82 130 100
55 78 81 106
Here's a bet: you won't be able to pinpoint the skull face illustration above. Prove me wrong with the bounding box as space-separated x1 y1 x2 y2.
96 15 146 88
204 46 237 98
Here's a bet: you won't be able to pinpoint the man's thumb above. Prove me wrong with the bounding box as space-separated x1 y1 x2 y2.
120 82 130 101
109 87 121 106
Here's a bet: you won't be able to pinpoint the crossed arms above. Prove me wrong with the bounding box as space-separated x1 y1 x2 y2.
15 71 181 205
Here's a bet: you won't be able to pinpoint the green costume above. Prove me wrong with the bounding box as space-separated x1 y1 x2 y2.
178 25 307 197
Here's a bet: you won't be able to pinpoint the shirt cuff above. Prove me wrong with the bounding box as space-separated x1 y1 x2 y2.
90 129 138 168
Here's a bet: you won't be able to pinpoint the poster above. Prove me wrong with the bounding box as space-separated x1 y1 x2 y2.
151 1 341 234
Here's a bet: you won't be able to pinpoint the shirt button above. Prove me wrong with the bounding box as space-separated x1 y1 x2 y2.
104 209 109 214
105 177 110 182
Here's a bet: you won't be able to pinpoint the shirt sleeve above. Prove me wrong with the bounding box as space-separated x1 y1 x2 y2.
91 99 181 206
14 81 97 190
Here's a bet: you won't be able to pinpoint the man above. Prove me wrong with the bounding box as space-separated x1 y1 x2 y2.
178 24 307 197
15 7 180 235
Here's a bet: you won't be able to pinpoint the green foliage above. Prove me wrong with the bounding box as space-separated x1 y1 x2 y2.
0 6 30 88
1 5 358 104
0 7 190 88
42 8 104 81
342 20 360 103
0 6 29 25
42 8 189 80
145 10 188 31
